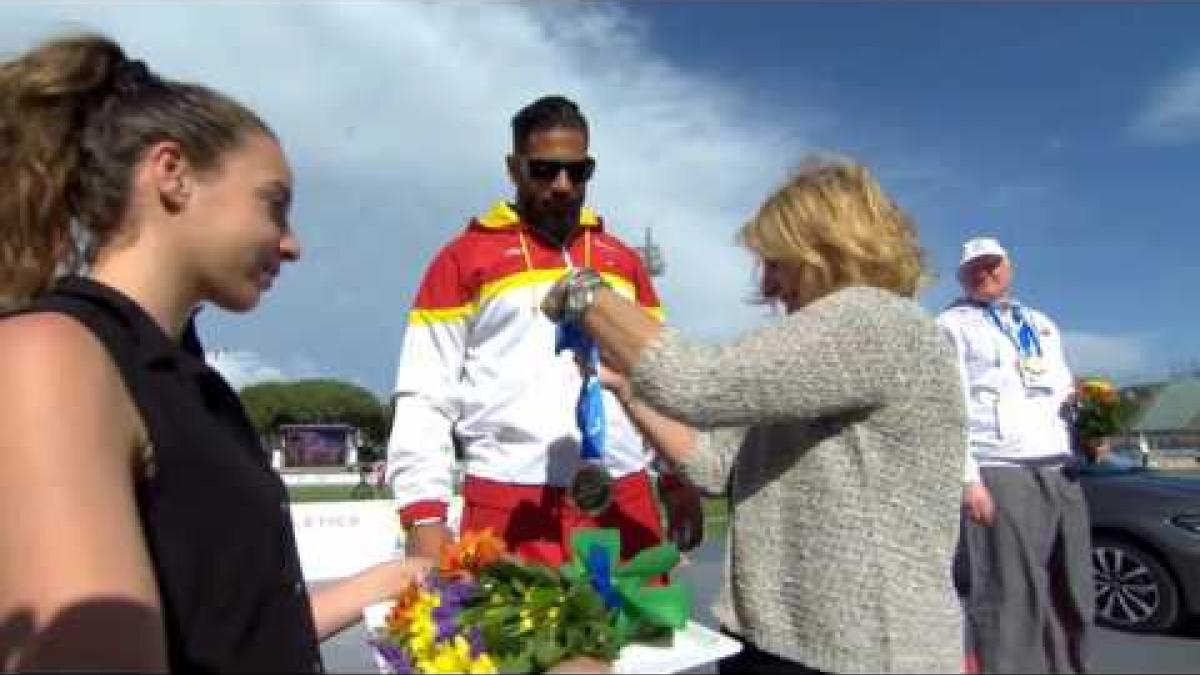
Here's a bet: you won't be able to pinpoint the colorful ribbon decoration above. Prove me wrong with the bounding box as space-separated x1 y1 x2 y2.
587 544 622 611
560 528 691 643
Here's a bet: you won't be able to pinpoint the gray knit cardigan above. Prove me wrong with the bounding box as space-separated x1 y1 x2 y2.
631 286 966 674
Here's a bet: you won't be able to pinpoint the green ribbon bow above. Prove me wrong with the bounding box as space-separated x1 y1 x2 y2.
560 528 691 644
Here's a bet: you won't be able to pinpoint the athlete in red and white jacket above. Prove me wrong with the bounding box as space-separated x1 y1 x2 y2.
386 200 687 563
385 96 702 565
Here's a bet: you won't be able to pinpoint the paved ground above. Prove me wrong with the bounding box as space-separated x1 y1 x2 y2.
320 538 1200 673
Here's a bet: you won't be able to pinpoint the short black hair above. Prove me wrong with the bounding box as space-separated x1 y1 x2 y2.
511 95 588 153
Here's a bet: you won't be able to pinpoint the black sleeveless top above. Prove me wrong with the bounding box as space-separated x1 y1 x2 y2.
18 277 324 673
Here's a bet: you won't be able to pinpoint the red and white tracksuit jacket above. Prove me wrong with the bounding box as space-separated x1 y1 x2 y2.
385 201 666 554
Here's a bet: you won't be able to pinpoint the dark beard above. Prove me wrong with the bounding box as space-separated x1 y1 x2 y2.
521 200 582 248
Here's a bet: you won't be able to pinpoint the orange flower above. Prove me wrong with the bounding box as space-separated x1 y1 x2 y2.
386 580 424 630
1080 378 1118 405
440 528 507 578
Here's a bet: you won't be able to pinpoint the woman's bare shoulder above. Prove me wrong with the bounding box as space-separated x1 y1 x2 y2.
0 311 137 448
0 310 120 370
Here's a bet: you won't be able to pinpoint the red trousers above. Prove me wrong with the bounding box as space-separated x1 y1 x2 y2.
459 471 664 566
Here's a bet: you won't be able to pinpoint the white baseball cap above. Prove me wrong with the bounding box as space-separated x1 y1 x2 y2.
959 237 1008 266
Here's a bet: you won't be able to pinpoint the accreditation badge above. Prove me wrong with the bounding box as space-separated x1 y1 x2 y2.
1019 356 1052 390
1020 355 1046 375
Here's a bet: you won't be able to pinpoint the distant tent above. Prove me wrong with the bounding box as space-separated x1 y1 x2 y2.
1133 377 1200 433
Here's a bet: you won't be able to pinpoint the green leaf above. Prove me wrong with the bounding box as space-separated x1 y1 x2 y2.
560 562 585 585
612 609 638 643
639 591 688 629
498 650 534 675
568 528 622 570
615 543 680 581
523 563 564 587
526 586 561 608
484 606 519 623
483 625 508 652
563 625 586 653
532 633 566 670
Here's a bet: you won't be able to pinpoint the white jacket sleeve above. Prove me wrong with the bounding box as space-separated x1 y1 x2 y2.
385 245 471 526
936 310 980 484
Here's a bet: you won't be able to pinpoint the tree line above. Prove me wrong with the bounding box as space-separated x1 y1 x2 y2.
238 379 392 460
238 376 1155 462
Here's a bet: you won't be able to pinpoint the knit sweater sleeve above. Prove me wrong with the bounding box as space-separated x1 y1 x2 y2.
629 286 920 430
681 427 748 495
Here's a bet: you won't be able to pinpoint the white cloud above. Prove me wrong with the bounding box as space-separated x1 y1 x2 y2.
205 350 286 390
204 348 326 391
1132 62 1200 143
0 2 824 393
1062 330 1153 381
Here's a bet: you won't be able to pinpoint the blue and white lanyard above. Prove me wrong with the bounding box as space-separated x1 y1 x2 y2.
554 249 605 463
986 303 1042 360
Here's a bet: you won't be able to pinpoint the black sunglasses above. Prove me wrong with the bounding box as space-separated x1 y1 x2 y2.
522 157 596 183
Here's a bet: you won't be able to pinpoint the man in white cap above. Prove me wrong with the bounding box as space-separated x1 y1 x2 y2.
937 237 1093 673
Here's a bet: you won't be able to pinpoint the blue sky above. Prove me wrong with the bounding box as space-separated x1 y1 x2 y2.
2 2 1197 394
638 2 1200 382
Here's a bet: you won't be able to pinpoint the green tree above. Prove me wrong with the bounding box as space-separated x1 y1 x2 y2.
1118 383 1168 433
239 378 388 445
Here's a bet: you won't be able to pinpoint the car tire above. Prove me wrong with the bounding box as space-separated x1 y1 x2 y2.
1092 535 1181 633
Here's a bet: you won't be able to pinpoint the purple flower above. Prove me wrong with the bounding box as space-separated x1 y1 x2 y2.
434 578 478 607
369 638 413 674
466 627 486 658
433 605 459 642
432 602 457 621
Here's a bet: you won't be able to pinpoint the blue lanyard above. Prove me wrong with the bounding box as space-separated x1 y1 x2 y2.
985 304 1042 359
555 322 605 461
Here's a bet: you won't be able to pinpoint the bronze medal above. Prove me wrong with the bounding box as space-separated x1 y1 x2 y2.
569 463 613 515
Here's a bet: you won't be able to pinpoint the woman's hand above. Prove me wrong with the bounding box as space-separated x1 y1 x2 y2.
541 268 609 325
308 556 435 641
541 272 572 323
963 482 995 527
659 473 705 552
595 360 634 406
372 557 434 598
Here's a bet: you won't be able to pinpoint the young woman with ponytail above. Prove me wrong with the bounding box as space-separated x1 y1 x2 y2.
0 34 428 671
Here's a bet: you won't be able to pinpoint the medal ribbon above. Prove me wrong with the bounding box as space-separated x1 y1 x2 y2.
556 322 605 461
986 303 1042 360
552 232 604 463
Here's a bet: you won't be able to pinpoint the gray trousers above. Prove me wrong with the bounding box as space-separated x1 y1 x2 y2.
955 464 1095 674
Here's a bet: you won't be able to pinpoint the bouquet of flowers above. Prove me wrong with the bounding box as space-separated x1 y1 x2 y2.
369 528 691 674
1074 377 1121 456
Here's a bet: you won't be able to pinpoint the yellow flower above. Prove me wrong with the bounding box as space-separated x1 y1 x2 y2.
421 636 479 673
428 648 464 672
402 595 440 659
389 588 441 635
518 608 535 633
406 614 437 656
470 653 498 674
387 580 499 674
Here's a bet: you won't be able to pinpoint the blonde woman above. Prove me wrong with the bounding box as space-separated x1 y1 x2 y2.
543 157 967 673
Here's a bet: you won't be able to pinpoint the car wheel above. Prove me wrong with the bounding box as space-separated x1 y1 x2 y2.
1092 535 1181 633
